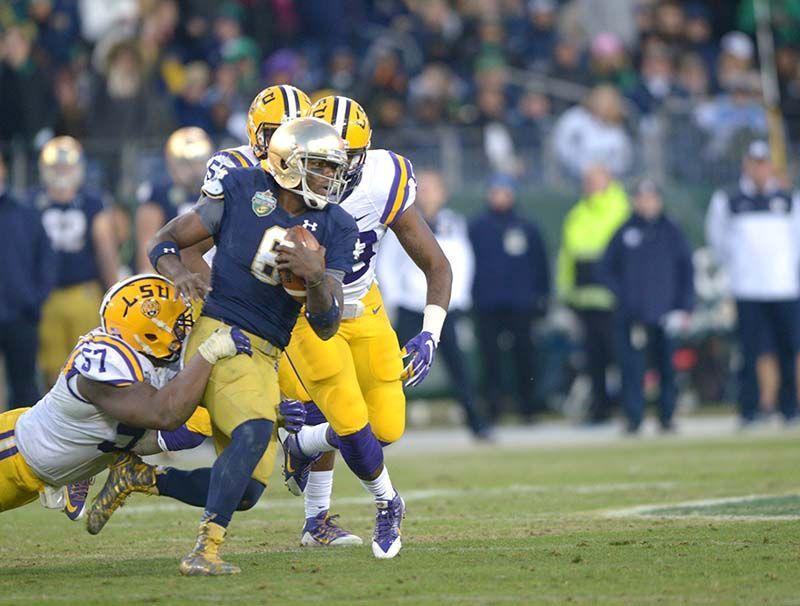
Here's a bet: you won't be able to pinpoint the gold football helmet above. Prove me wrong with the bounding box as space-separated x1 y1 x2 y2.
247 85 311 160
309 95 371 190
100 274 194 363
266 117 348 209
39 136 85 193
165 127 213 189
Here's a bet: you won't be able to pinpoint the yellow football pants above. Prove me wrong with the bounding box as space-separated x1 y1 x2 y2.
39 281 104 384
0 408 44 512
184 316 280 485
279 283 406 442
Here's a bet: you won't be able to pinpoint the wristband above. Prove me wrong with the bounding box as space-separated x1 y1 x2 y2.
422 304 447 345
305 294 340 331
148 240 180 272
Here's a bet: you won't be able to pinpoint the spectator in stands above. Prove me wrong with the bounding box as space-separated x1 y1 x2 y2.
602 179 694 434
380 170 491 439
0 154 54 409
716 31 755 91
695 71 768 161
558 164 630 424
552 84 633 179
173 61 213 131
587 32 636 90
628 44 686 115
469 174 550 424
0 24 54 144
706 141 800 425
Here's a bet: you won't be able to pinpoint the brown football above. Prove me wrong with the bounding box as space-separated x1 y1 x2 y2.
279 225 320 301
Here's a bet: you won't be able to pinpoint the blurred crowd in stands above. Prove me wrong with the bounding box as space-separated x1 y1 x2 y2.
2 0 800 436
2 0 800 179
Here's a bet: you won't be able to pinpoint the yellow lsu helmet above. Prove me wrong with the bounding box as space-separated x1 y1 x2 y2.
266 117 349 210
165 126 214 188
309 95 371 189
39 136 85 193
247 85 311 160
100 274 194 363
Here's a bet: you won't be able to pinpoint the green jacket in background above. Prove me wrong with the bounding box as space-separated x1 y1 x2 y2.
557 181 630 310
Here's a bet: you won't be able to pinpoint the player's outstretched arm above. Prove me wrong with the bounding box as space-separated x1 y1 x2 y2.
77 327 252 431
147 197 217 301
391 206 453 387
392 206 452 310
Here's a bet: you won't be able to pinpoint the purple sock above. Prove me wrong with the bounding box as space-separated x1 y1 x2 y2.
159 425 207 451
337 424 384 480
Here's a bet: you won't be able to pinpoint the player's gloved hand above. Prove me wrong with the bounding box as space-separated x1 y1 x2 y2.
401 331 437 388
278 399 307 433
198 326 252 364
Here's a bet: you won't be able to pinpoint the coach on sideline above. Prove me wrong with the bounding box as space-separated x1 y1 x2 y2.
602 179 694 434
0 154 55 409
706 141 800 425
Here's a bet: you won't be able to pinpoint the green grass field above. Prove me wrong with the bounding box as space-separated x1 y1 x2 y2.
2 425 800 605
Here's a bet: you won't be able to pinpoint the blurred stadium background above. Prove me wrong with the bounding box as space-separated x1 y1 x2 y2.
1 0 799 428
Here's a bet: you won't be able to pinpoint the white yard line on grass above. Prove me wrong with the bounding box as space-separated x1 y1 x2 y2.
117 481 677 516
604 493 800 521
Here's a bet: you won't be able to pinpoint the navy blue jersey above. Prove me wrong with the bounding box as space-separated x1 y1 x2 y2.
200 167 359 348
136 176 196 223
32 188 106 288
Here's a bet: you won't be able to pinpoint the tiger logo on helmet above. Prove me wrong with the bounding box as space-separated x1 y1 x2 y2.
309 95 371 194
247 85 311 160
100 274 194 363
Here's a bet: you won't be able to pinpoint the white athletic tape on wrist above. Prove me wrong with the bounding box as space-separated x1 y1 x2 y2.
422 304 447 345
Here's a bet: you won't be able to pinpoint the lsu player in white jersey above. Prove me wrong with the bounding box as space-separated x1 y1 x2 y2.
0 274 252 517
277 96 453 558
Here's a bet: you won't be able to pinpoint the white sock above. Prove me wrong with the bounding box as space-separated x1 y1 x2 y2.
360 466 396 502
297 423 336 456
304 470 333 519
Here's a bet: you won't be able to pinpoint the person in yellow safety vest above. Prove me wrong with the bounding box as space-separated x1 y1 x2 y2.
557 164 630 424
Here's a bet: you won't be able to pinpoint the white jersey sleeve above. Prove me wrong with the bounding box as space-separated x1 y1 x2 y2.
367 149 417 228
204 145 257 186
70 333 146 387
339 149 417 303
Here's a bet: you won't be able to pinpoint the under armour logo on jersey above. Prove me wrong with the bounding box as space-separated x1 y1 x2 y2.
354 238 366 260
302 220 318 232
164 247 177 254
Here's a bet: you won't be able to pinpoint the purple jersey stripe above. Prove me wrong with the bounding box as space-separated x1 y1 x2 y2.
0 446 19 461
380 152 403 224
386 157 414 227
82 340 141 384
0 429 14 441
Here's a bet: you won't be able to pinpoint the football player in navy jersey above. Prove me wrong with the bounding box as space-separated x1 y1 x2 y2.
134 127 213 272
90 118 358 576
35 136 120 387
